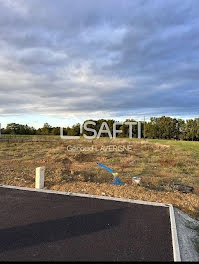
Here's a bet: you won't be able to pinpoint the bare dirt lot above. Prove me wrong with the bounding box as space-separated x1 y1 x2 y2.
0 137 199 219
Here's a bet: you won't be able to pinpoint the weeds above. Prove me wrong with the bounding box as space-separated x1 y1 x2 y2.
0 138 199 218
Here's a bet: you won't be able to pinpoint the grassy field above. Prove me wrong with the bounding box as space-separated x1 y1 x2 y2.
0 137 199 219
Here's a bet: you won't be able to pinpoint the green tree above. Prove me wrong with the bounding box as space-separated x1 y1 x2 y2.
42 123 52 135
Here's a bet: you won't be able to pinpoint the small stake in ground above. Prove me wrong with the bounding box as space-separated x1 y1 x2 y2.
35 167 45 189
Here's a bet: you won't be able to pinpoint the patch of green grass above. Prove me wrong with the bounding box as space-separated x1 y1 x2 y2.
148 139 199 157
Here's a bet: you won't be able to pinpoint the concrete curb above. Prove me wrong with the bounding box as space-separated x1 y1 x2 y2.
169 205 181 261
0 184 181 261
0 184 169 207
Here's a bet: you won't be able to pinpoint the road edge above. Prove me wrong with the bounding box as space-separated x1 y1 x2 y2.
169 204 181 261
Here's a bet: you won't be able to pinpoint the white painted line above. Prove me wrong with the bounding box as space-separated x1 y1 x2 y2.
169 204 181 262
0 184 181 261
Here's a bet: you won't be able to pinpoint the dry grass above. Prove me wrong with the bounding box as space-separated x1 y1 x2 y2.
0 137 199 219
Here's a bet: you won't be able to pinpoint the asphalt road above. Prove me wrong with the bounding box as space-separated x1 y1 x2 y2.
0 187 173 261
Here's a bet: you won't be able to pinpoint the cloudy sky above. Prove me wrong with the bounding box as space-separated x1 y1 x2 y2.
0 0 199 128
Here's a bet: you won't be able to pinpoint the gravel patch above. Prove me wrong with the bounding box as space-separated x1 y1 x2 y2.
174 208 199 261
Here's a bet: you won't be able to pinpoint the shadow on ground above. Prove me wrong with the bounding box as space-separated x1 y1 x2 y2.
0 207 126 253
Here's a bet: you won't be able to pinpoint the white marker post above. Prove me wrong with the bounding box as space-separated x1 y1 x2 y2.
35 167 45 189
138 121 141 139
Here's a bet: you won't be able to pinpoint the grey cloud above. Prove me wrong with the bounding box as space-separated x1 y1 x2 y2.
0 0 199 119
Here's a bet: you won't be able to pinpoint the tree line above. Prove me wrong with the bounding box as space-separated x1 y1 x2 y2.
1 116 199 141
